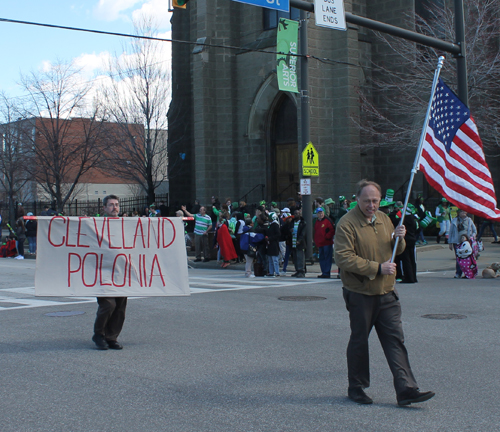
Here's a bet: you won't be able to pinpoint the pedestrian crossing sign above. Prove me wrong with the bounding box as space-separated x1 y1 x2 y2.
302 142 319 176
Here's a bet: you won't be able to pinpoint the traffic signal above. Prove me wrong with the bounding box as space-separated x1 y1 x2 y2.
172 0 189 8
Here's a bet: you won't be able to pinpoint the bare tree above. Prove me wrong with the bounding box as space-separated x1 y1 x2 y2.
20 61 108 212
0 93 32 223
101 17 170 205
356 0 500 154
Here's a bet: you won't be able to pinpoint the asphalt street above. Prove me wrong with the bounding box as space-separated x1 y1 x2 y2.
1 240 499 431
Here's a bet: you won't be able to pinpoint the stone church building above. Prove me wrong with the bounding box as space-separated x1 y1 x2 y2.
167 0 481 208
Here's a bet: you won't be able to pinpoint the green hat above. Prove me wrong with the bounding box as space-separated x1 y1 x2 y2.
271 201 277 207
348 202 357 210
441 197 448 203
259 200 266 206
379 200 390 208
385 189 395 202
339 195 346 203
325 198 334 205
405 203 416 215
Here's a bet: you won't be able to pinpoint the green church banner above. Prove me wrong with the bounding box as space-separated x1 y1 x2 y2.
276 18 299 94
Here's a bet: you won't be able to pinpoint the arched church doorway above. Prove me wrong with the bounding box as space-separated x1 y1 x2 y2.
269 94 298 202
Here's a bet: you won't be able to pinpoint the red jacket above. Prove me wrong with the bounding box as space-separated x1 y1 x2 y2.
314 216 335 247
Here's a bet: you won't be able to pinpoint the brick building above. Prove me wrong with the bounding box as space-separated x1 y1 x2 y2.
168 0 499 208
3 117 147 204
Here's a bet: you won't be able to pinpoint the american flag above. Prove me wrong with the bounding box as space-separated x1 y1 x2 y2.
419 78 500 220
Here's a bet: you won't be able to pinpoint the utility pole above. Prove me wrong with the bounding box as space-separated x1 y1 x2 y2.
454 0 468 105
299 9 313 261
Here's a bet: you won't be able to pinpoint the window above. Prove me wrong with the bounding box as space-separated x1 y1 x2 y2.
263 8 300 30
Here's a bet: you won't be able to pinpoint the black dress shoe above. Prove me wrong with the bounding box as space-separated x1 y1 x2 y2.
203 258 210 262
317 274 331 278
397 388 435 406
194 258 202 262
290 272 299 277
348 387 373 404
107 340 123 350
92 334 108 350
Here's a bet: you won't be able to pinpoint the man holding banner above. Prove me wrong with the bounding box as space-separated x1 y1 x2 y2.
92 195 127 351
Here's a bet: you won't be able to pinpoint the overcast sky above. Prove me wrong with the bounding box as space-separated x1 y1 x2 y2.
0 0 172 100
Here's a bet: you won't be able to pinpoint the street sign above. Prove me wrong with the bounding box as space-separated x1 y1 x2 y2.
300 179 311 195
314 0 347 31
302 142 319 176
231 0 289 13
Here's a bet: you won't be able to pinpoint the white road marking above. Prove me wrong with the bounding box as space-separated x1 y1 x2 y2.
0 275 336 310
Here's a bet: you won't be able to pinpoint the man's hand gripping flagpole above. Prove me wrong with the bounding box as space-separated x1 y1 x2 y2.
391 56 446 263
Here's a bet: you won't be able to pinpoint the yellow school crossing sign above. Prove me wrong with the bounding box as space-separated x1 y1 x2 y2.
302 142 319 176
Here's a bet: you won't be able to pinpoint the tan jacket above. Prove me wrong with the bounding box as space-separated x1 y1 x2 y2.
334 205 406 295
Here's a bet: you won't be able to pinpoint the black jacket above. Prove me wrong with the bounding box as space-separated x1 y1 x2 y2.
266 222 281 256
291 217 307 251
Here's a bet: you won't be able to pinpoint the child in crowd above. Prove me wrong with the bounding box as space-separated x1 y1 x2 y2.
455 234 477 279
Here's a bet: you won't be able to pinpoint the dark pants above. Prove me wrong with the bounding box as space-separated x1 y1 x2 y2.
478 221 498 242
318 244 333 275
194 234 209 260
400 241 417 283
342 288 417 397
292 248 305 274
94 297 127 342
17 238 25 257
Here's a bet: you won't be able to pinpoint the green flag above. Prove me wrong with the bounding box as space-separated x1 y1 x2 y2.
276 18 299 94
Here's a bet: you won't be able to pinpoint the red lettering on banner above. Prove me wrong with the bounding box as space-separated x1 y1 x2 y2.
93 218 106 248
82 253 98 287
65 251 171 289
99 254 111 286
65 217 76 247
128 254 132 286
162 218 176 248
147 218 151 248
122 219 133 249
133 219 146 248
149 219 160 248
77 217 90 248
48 216 66 247
138 253 143 286
149 254 165 286
107 218 121 249
112 254 127 287
68 253 82 286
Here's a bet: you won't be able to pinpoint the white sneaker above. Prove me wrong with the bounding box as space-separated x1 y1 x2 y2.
15 255 24 260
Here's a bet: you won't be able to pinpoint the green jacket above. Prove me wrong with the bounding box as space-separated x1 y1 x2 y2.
334 205 405 296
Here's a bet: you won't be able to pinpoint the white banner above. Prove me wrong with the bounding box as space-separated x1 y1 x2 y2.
35 217 190 297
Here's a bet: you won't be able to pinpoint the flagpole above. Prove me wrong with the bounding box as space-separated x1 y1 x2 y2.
391 56 445 263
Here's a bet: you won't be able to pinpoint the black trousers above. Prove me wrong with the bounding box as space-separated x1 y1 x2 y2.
94 297 127 342
342 288 417 396
400 241 417 283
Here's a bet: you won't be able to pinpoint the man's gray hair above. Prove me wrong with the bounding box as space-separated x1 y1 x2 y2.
356 180 382 197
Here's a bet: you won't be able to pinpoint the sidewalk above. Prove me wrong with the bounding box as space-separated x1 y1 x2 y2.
187 237 500 275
